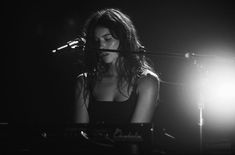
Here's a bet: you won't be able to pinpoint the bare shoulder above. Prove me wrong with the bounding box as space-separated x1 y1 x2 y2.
76 72 88 79
138 70 159 85
136 70 160 92
75 73 88 87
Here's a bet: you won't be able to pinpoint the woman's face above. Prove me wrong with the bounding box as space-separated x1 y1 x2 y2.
94 26 120 64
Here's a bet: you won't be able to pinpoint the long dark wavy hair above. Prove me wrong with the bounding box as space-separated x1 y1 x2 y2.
81 8 157 100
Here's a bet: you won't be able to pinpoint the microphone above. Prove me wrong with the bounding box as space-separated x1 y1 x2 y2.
184 52 196 59
52 37 86 53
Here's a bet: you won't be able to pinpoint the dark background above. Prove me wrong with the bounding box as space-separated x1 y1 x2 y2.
3 0 235 152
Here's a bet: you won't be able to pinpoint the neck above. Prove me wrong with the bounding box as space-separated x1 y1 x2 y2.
106 63 118 77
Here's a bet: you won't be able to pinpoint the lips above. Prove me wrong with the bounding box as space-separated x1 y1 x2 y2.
100 52 109 57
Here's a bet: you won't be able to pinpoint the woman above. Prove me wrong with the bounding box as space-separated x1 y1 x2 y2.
74 8 160 124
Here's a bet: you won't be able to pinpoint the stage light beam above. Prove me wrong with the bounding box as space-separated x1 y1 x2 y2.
197 61 235 131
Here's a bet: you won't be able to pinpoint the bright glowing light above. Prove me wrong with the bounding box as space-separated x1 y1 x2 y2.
197 60 235 131
204 65 235 101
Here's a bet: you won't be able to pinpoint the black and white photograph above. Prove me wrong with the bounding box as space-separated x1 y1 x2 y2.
2 0 235 154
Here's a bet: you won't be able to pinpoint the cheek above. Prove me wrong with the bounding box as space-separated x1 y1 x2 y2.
110 40 120 49
113 53 119 58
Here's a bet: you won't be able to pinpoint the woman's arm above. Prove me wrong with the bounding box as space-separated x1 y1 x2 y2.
74 74 89 123
131 73 160 123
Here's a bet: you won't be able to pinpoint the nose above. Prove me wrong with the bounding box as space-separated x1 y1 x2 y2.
98 40 106 49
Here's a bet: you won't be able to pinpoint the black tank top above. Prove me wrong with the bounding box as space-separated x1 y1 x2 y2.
88 86 137 124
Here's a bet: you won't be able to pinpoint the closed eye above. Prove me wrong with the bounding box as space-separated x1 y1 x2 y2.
104 37 112 42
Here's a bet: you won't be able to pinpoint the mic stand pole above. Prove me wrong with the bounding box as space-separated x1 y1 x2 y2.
198 81 205 155
94 48 189 58
187 54 208 155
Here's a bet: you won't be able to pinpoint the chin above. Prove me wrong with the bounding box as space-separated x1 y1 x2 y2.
103 60 113 64
102 58 113 63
